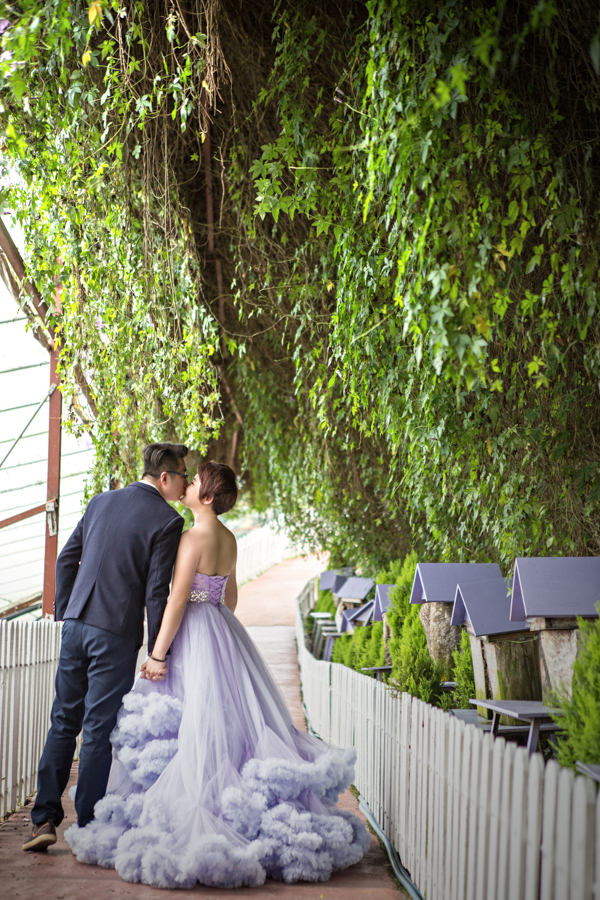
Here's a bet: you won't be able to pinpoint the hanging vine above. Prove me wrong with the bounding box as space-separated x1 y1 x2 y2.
1 0 599 569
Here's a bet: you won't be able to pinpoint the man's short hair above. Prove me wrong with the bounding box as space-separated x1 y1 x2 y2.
142 442 188 478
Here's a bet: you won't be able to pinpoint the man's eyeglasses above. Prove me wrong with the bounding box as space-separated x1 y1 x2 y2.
164 470 189 481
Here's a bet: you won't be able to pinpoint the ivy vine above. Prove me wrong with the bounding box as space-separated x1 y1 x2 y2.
1 0 599 570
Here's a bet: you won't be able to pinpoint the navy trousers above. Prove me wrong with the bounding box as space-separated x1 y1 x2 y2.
32 619 138 828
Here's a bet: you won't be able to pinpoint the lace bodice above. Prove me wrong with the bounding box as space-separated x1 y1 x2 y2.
189 572 228 608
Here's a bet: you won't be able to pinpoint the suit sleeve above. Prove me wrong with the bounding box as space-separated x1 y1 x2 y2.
145 515 184 652
54 515 85 621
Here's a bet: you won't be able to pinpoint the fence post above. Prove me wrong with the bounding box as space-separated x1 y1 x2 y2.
570 775 596 900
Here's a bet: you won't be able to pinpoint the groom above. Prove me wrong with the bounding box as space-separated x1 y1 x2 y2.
23 442 188 851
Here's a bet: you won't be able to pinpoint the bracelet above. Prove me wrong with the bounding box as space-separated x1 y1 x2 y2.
148 652 166 663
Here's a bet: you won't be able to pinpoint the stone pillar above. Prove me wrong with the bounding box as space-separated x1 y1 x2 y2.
528 616 583 700
419 602 461 674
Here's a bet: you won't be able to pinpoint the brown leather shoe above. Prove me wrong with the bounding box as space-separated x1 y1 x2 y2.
22 819 57 851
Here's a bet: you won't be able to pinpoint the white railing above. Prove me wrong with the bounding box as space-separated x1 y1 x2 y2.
0 618 62 819
295 578 600 900
0 521 297 819
235 521 296 585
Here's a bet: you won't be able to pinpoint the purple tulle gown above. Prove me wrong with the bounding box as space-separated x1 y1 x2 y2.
65 574 369 889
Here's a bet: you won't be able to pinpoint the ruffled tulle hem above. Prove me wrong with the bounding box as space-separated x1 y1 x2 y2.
65 747 370 888
65 604 370 889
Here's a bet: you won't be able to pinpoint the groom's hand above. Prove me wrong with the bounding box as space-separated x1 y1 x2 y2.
141 657 168 681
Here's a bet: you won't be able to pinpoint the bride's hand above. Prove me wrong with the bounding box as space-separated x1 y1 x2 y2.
141 657 168 681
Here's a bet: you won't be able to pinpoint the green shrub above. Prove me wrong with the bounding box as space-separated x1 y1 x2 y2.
388 604 452 710
553 615 600 770
354 622 386 672
348 626 372 671
331 551 448 707
313 589 336 617
451 630 476 710
331 622 386 676
375 557 406 587
332 633 354 668
329 552 452 709
385 552 418 646
381 552 451 709
304 588 337 639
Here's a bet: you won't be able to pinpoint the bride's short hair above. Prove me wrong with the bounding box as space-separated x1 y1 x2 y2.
197 460 237 515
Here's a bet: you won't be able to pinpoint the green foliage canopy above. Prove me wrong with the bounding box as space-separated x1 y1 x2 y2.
242 0 600 567
0 0 224 490
1 0 599 571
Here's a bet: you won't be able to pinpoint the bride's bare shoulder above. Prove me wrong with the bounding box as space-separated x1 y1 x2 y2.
217 519 237 545
217 519 237 544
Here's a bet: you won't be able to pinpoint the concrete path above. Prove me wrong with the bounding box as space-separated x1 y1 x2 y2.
0 556 404 899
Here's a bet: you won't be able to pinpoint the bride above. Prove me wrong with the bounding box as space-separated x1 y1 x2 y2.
66 461 369 889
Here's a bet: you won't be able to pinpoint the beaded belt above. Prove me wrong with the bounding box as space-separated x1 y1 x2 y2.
189 589 223 605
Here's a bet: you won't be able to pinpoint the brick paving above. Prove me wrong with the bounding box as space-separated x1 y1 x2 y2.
0 555 404 899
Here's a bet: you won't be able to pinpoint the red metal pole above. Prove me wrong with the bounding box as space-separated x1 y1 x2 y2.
42 340 62 618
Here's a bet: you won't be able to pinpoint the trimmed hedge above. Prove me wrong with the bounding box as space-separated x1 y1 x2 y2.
451 630 476 710
553 615 600 770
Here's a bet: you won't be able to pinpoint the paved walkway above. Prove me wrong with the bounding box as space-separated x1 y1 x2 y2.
0 556 404 899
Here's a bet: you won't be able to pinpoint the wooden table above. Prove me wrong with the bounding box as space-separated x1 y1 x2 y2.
469 699 563 756
361 665 393 682
308 611 332 651
314 624 339 658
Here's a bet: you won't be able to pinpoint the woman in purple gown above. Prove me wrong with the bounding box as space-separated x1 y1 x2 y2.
66 461 369 889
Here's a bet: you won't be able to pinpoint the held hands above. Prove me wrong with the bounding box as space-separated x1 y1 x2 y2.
141 655 168 681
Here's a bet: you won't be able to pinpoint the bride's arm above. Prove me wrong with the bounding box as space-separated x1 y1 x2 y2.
223 560 238 613
142 530 200 678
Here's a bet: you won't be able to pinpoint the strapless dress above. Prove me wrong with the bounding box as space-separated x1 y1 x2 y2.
66 572 369 889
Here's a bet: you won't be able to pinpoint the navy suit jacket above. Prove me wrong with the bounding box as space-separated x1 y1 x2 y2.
54 482 184 650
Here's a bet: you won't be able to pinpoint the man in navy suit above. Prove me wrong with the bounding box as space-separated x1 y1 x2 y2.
23 443 188 851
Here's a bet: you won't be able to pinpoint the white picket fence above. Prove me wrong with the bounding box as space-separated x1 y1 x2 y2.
296 578 600 900
0 521 297 819
0 618 62 818
236 521 296 585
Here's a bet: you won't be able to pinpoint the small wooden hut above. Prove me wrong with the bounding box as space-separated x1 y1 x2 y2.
333 576 374 630
510 557 600 698
452 577 541 720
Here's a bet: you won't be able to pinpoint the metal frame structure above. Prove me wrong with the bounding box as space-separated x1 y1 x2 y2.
0 220 79 617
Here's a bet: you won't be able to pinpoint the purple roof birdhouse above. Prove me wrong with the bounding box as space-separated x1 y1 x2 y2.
339 600 376 634
451 577 525 637
373 584 393 622
410 562 503 604
510 557 600 622
335 576 374 602
320 569 354 594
